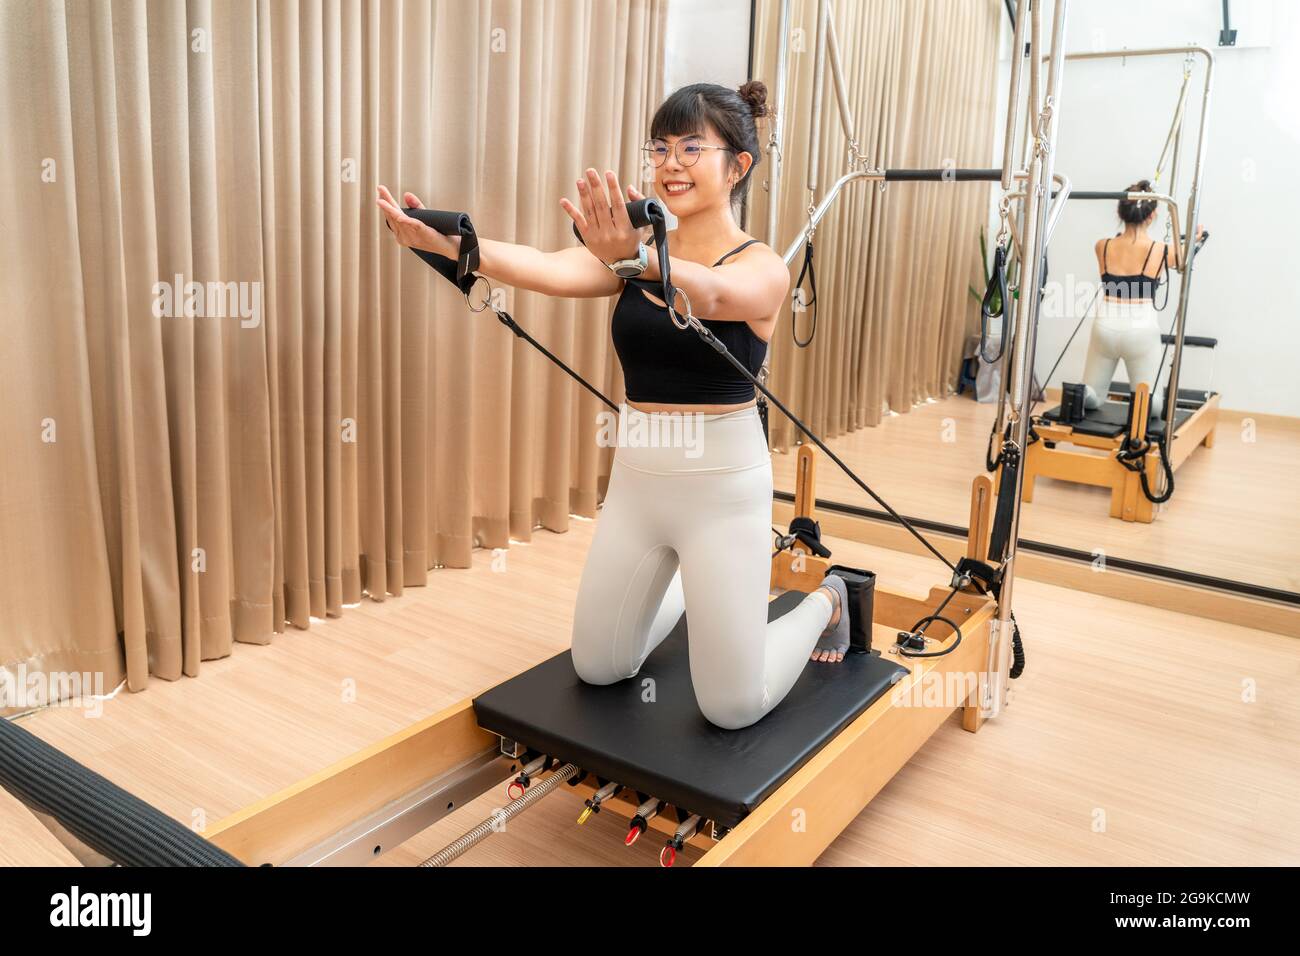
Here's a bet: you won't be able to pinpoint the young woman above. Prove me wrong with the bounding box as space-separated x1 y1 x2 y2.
1081 179 1206 417
377 82 850 731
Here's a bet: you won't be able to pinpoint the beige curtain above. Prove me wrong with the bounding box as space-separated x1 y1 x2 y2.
0 0 666 705
749 0 1000 447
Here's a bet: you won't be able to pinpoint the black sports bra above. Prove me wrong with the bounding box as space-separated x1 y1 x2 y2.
1101 238 1167 301
611 239 768 405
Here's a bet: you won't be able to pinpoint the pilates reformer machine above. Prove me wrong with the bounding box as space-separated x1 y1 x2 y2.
1006 45 1219 522
0 0 1070 868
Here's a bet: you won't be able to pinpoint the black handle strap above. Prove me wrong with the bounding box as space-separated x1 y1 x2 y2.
979 244 1008 363
787 515 832 559
572 199 679 319
402 208 480 295
793 239 817 348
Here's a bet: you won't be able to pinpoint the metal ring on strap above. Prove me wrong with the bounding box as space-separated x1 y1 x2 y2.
464 275 493 314
668 286 693 331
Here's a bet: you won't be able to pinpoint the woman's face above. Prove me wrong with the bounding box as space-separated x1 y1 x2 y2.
647 123 749 217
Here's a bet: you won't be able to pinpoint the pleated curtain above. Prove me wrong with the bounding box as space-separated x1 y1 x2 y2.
0 0 666 703
749 0 1001 447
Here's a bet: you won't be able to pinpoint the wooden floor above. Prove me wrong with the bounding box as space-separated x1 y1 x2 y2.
6 514 1299 867
772 394 1300 594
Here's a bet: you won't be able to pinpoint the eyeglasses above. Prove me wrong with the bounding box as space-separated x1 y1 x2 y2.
642 137 736 168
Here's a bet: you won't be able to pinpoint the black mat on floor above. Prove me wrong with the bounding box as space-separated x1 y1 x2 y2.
472 590 909 829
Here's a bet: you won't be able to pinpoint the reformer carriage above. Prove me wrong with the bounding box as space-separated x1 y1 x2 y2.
1 0 1075 868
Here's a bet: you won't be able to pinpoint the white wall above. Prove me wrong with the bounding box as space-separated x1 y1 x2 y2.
663 0 752 95
658 0 753 231
996 0 1300 416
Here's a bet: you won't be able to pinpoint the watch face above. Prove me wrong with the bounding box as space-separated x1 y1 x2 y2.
611 244 646 279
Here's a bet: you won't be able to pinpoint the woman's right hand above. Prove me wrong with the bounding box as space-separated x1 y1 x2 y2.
375 185 460 258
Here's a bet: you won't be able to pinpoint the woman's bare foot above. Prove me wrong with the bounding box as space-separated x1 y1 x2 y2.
811 576 849 663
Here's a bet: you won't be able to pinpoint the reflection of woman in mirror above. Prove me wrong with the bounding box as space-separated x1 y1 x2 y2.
1081 180 1206 417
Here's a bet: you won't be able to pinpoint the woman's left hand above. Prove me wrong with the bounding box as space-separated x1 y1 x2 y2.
561 168 646 264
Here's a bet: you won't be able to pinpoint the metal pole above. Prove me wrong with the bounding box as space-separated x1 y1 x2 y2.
1060 44 1214 62
765 0 792 248
1043 171 1072 242
1166 112 1184 249
780 169 1070 265
985 0 1068 720
1160 49 1214 477
825 5 857 148
990 235 1023 459
1001 0 1027 188
808 0 829 196
1027 0 1042 140
1063 189 1178 246
984 168 1069 455
783 169 877 263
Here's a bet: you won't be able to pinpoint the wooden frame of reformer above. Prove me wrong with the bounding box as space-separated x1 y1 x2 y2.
204 469 998 868
1015 382 1219 523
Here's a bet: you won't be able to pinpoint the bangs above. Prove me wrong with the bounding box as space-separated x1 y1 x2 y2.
650 90 709 140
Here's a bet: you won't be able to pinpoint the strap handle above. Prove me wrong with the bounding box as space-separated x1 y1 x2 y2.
401 208 481 295
788 515 832 559
980 244 1009 363
793 239 817 348
571 199 685 325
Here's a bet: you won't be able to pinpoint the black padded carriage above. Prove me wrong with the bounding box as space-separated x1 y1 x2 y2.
1109 381 1215 408
1039 399 1193 439
1039 379 1216 440
473 591 908 829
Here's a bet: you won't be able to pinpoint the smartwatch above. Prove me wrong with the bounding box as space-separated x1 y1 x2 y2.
607 242 649 279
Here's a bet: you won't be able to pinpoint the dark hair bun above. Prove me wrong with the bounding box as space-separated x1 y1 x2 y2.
738 80 770 119
1118 179 1157 224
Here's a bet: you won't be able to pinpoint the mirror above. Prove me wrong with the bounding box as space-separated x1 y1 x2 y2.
765 1 1300 609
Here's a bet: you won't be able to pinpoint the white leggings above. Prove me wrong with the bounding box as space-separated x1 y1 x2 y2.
570 405 834 730
1081 299 1164 417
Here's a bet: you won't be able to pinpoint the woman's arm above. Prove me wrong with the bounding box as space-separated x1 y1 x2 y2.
475 239 624 298
1165 223 1207 272
561 169 789 326
376 186 622 299
639 245 789 326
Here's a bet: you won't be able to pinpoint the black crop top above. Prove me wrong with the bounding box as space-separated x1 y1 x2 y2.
611 239 769 404
1100 238 1166 300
